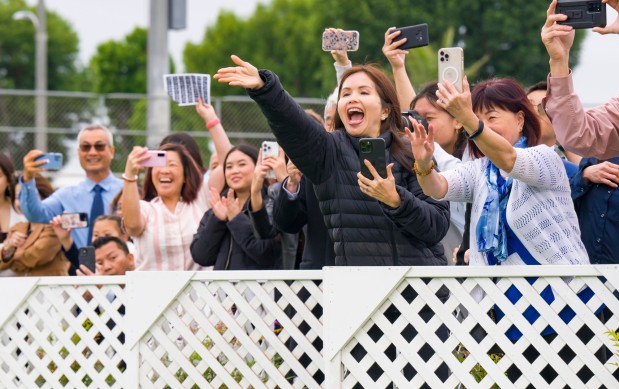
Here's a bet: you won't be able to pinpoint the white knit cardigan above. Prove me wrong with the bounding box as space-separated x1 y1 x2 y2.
439 144 589 267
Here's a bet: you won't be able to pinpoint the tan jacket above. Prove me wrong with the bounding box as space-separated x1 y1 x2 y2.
0 222 69 277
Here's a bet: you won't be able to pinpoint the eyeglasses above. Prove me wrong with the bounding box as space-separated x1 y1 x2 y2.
536 103 547 117
79 143 108 152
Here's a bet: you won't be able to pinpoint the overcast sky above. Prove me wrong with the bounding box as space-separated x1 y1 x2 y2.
26 0 619 105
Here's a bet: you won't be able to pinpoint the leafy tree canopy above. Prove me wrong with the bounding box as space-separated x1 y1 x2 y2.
0 0 82 90
185 0 585 97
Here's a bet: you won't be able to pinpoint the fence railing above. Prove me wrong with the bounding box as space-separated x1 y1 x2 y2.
0 265 617 388
0 89 326 178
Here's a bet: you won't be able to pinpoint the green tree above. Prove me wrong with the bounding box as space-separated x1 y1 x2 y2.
184 0 324 98
313 0 585 88
0 0 81 90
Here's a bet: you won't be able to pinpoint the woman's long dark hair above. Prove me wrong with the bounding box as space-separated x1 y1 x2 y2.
412 82 467 160
334 65 415 172
0 154 17 208
470 78 541 158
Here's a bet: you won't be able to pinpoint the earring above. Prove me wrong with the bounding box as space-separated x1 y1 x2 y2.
519 127 523 132
380 114 387 121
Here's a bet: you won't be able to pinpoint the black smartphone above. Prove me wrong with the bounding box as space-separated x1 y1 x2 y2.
359 138 387 179
392 24 429 50
556 0 606 29
78 246 96 272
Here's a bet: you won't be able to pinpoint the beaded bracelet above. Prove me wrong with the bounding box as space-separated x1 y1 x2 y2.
413 160 435 176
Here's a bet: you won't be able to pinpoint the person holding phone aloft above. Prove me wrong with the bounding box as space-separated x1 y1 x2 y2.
542 0 619 159
122 143 209 271
408 76 593 363
215 55 449 268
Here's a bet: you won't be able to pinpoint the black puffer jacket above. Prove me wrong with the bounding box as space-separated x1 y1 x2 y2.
248 70 449 267
272 175 336 269
190 199 281 270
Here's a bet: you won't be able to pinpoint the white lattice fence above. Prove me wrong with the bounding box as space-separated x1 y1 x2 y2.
324 266 619 388
0 277 130 388
1 267 618 388
124 271 325 388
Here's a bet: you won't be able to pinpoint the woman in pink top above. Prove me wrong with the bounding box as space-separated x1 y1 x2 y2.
122 143 208 271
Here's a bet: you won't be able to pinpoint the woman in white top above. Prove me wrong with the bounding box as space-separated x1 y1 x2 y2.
409 77 590 348
122 143 209 271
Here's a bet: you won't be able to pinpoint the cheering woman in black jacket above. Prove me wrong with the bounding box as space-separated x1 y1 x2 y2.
215 56 450 268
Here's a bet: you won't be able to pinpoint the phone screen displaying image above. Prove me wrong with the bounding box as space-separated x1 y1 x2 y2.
61 213 89 229
322 30 360 51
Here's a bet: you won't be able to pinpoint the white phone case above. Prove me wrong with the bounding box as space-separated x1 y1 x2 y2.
438 47 464 93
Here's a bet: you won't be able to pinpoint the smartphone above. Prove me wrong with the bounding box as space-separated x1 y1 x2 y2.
34 153 63 170
438 47 464 93
556 0 606 29
142 150 167 167
261 141 279 180
391 24 429 50
78 246 96 272
358 138 387 179
61 212 89 229
322 30 360 51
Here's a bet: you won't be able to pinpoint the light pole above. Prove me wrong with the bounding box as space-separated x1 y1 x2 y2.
13 0 48 151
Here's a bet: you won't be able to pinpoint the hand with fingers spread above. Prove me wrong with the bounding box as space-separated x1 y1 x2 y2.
382 27 409 70
593 0 619 35
542 0 576 77
214 55 264 90
356 161 400 208
582 161 619 187
406 120 435 170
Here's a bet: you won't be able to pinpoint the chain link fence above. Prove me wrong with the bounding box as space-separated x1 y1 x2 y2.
0 89 326 184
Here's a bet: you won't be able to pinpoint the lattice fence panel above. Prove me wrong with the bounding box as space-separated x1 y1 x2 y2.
336 274 619 388
0 284 129 388
138 278 324 388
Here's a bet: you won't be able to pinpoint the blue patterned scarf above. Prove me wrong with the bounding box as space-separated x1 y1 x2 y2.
476 136 527 263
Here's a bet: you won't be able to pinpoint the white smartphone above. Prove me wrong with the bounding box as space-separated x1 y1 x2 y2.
438 47 464 93
261 141 279 180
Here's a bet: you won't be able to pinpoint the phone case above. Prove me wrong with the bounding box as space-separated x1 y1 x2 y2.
78 246 96 272
261 141 279 179
61 213 89 229
556 0 606 29
438 47 464 93
35 153 63 170
322 30 360 51
392 24 429 50
142 150 167 167
358 138 387 179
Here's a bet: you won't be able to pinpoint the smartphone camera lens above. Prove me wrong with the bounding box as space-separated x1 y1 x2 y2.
439 51 444 56
440 57 445 62
588 2 601 12
445 54 450 59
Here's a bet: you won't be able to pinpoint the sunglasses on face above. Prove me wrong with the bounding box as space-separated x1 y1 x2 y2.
79 143 108 152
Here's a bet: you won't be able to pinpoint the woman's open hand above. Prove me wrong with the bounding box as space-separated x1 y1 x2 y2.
214 55 264 90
